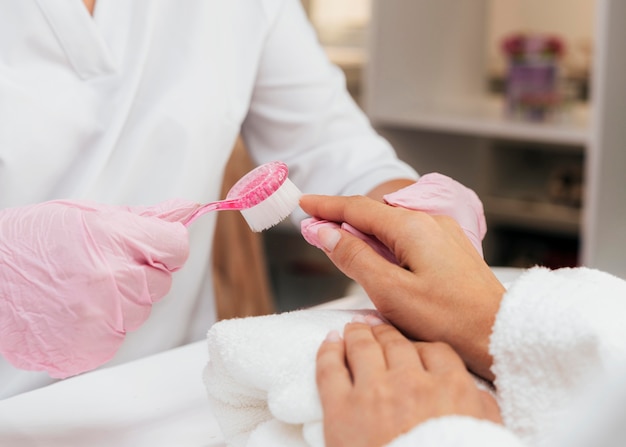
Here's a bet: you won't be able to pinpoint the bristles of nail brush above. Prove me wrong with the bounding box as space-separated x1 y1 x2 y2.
241 177 303 232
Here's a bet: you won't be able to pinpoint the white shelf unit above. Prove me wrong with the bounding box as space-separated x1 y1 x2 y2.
370 95 590 147
364 0 626 277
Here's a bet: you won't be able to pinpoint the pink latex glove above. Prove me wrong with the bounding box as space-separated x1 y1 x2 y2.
0 198 199 378
301 172 486 259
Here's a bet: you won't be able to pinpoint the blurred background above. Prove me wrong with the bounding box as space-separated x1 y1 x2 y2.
260 0 626 312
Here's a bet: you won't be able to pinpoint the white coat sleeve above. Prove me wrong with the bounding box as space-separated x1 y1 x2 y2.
384 416 526 447
489 266 626 445
241 0 418 216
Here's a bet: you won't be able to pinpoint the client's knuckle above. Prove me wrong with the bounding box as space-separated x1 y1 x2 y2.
444 369 474 394
336 240 368 271
382 337 410 352
349 336 375 352
416 341 445 357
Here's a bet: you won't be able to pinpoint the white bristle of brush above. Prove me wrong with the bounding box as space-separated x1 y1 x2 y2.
240 178 303 232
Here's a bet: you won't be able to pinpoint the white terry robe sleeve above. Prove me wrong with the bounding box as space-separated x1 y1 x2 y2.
380 266 626 447
241 0 418 221
386 416 525 447
488 266 626 446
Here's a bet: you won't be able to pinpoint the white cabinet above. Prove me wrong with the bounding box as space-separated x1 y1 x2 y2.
363 0 626 277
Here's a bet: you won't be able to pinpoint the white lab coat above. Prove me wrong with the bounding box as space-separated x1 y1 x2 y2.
0 0 417 398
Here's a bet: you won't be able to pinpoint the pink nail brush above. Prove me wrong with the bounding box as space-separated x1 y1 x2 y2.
183 161 302 232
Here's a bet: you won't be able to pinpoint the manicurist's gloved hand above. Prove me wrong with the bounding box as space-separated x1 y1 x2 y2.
383 172 487 256
0 199 199 378
301 172 487 260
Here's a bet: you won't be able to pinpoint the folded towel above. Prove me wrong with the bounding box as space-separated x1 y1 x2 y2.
203 308 378 447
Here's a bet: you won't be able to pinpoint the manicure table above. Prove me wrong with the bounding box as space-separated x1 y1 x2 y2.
0 268 521 447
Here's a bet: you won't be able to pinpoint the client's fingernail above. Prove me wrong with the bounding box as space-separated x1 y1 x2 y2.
364 314 386 326
351 314 367 324
318 227 341 252
325 330 342 342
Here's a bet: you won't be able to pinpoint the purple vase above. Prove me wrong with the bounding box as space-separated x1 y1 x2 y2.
505 60 558 121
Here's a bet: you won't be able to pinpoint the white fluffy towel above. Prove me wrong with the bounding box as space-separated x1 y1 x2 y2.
203 308 377 447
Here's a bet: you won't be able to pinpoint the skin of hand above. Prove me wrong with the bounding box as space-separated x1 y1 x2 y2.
366 179 416 202
300 194 505 381
317 317 502 447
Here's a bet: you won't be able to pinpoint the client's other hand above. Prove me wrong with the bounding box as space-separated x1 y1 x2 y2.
316 318 502 447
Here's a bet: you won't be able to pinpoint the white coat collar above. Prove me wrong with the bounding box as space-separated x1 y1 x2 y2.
34 0 117 79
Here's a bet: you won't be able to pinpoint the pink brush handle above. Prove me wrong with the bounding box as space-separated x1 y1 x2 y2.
182 199 243 227
182 161 289 227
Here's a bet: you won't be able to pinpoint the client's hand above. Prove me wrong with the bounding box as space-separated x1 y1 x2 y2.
0 198 199 378
317 318 502 447
300 195 505 380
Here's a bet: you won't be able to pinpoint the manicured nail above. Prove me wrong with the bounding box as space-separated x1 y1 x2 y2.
351 314 367 324
318 226 341 252
325 330 342 342
364 314 386 326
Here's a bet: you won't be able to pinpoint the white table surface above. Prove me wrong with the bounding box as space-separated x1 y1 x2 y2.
0 294 375 447
0 341 224 447
0 268 521 447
